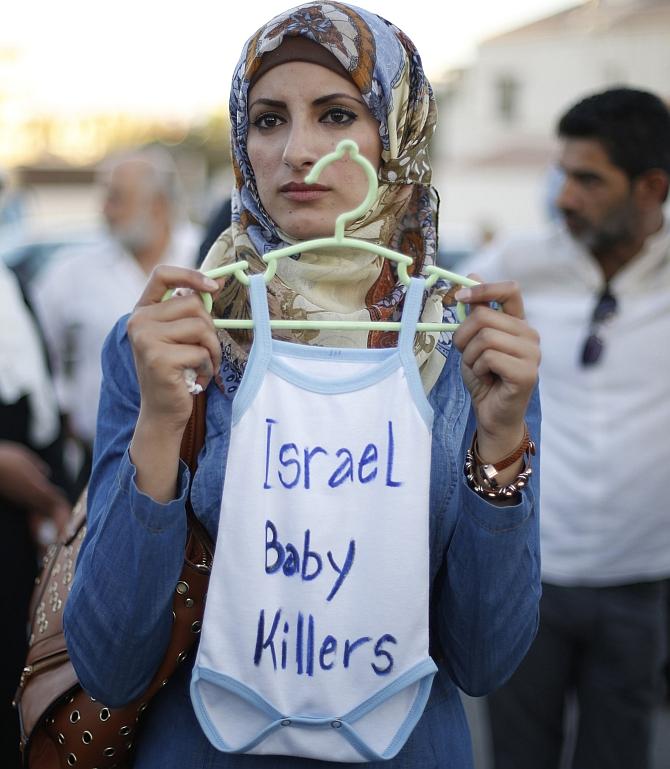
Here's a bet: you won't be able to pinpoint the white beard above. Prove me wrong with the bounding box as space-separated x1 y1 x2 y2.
109 209 158 253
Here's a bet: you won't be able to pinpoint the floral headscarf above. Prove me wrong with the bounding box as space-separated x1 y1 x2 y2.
203 1 458 396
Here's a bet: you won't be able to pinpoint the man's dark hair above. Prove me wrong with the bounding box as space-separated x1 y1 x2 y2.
558 87 670 180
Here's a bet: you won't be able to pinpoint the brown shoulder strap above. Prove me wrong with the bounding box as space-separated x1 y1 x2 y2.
179 392 207 475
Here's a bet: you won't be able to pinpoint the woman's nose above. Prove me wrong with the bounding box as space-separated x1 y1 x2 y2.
282 124 319 171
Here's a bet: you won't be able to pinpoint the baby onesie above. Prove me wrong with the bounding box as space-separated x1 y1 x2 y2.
191 274 437 762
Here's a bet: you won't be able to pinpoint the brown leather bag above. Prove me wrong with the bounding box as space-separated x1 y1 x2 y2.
14 394 212 769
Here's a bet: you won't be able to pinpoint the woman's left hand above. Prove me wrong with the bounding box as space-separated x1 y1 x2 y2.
453 279 540 461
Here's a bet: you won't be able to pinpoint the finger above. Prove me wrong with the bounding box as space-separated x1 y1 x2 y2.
454 305 537 351
27 476 67 510
50 502 73 533
470 349 539 391
44 486 70 510
129 298 219 348
459 326 536 371
129 316 221 370
0 442 51 475
151 318 223 373
148 342 221 384
454 280 526 320
19 447 52 476
136 265 221 307
129 298 217 354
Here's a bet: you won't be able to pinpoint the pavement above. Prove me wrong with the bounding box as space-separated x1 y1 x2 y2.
461 694 670 769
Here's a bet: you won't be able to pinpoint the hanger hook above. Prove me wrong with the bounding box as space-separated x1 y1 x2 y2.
304 139 378 240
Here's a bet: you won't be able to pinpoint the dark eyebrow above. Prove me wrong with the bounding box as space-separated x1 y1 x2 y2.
560 167 605 184
574 171 604 183
313 92 366 107
248 98 286 111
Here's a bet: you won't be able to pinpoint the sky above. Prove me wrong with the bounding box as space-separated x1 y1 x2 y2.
1 0 581 120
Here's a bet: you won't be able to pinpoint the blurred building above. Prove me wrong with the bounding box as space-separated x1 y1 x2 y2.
432 0 670 252
0 47 34 166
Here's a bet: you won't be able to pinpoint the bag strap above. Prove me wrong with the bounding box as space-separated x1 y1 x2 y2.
180 392 207 476
180 391 213 568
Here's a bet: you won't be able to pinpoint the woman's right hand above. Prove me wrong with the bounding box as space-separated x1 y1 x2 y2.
126 266 223 502
127 266 223 434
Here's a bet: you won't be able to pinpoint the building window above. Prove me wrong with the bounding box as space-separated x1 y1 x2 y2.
496 76 520 123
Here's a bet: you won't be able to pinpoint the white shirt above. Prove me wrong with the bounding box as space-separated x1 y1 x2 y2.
460 223 670 585
31 224 199 445
0 261 60 446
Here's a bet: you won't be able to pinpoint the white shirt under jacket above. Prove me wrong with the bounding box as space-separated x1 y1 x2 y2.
460 222 670 586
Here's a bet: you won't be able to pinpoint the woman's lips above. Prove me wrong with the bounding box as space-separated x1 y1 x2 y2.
280 182 330 202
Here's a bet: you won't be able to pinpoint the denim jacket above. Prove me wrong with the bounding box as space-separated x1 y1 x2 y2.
63 316 541 769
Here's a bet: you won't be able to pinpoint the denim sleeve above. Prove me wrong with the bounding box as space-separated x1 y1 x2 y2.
63 316 191 707
430 361 542 697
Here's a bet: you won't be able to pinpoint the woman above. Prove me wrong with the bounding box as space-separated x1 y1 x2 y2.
63 3 542 767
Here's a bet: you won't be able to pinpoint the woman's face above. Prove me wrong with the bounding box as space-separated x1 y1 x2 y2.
247 61 383 240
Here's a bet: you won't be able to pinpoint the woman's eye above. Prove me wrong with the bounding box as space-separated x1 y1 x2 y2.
252 113 284 130
322 107 357 125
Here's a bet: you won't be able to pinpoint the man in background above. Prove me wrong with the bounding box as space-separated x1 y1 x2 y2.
460 87 670 769
32 147 200 481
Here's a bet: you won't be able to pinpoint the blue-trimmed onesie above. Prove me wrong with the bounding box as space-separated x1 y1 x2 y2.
191 274 437 762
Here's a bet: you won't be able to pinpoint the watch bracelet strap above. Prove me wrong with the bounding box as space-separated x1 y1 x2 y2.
472 423 531 472
466 424 536 498
464 447 534 499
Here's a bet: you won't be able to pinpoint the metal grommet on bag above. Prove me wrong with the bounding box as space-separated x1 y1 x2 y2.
81 731 92 744
66 754 77 766
331 720 343 729
280 719 291 727
99 707 110 722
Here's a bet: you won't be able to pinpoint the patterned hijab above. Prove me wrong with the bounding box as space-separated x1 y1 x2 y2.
203 1 458 396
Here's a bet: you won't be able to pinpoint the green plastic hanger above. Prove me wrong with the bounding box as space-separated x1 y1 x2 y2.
169 139 478 331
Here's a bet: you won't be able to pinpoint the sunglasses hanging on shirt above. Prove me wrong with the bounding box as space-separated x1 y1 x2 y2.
580 284 618 366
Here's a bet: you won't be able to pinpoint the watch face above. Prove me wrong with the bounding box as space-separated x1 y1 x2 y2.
481 463 498 486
